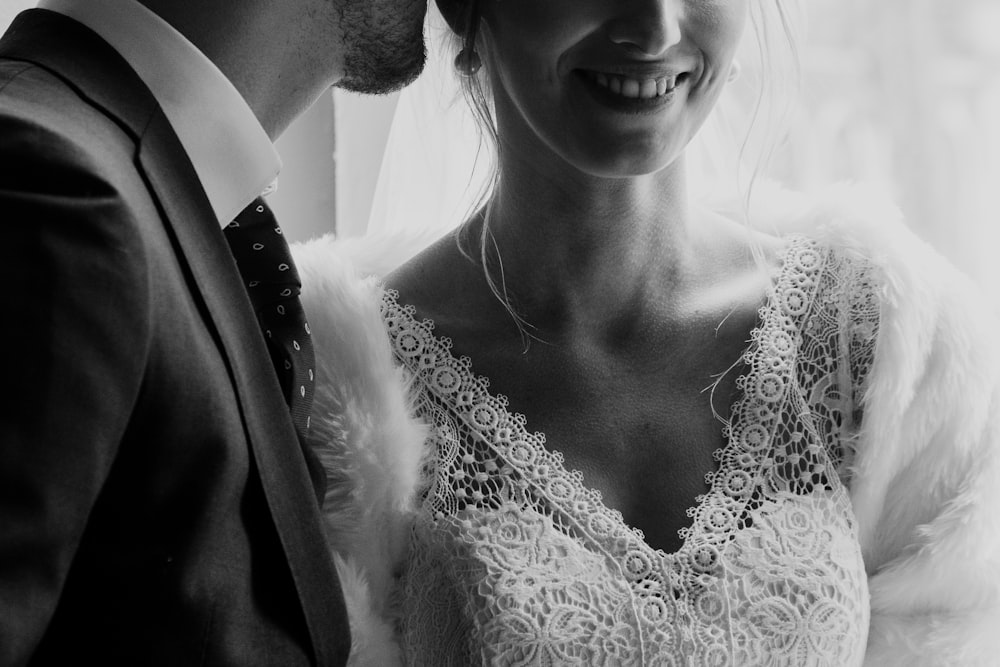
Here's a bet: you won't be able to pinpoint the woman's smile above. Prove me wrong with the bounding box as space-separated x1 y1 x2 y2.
575 68 693 113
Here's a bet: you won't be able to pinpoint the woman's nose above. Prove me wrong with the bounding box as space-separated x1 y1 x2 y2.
606 0 683 57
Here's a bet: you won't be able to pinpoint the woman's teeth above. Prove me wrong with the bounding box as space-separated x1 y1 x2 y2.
590 72 678 99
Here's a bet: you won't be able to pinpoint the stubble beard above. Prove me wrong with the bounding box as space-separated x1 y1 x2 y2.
336 0 427 95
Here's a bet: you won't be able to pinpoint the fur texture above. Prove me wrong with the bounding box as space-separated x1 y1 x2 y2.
293 184 1000 666
295 237 427 666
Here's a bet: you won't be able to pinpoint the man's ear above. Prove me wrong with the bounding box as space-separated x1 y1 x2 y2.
435 0 467 36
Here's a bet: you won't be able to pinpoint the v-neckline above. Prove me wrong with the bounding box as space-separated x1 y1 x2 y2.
382 236 819 564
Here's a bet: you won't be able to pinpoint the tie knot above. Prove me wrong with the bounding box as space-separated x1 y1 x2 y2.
227 197 277 233
225 198 302 311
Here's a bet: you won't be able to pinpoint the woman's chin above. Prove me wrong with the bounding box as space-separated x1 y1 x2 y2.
563 144 685 181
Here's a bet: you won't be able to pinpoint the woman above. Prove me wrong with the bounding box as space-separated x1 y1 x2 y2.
296 0 1000 664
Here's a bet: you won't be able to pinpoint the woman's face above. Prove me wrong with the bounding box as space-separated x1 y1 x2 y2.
477 0 748 178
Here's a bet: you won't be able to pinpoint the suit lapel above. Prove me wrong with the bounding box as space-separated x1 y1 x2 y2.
138 112 349 665
2 11 349 663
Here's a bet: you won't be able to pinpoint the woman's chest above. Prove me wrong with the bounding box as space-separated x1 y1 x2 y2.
410 360 871 665
464 333 749 552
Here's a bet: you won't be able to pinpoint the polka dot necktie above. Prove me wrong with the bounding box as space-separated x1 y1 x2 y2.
224 197 314 439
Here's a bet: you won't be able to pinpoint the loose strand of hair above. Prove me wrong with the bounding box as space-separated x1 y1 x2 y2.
447 16 540 348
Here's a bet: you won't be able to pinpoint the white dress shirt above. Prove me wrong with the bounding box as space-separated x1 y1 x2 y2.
38 0 281 226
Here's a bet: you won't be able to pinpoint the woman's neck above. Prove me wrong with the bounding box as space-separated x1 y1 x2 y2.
479 154 695 335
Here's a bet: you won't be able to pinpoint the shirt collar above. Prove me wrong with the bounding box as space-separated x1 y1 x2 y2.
38 0 281 226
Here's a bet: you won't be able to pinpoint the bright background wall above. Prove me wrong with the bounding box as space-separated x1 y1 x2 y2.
776 0 1000 294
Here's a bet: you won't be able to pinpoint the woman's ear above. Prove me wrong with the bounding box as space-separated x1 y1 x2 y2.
435 0 467 36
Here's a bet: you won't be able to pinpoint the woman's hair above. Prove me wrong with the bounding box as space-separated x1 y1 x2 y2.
743 0 803 207
444 0 804 347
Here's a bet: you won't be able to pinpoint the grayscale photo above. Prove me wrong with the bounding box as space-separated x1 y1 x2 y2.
1 0 998 664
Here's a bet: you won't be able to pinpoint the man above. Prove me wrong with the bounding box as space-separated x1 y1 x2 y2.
0 0 425 663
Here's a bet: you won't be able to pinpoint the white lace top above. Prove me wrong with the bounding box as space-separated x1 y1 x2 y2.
382 237 880 666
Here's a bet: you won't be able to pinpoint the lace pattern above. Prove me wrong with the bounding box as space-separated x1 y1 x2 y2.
385 237 879 666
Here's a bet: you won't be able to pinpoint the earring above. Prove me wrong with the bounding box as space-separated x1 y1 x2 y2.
454 48 482 76
454 0 482 76
727 60 742 83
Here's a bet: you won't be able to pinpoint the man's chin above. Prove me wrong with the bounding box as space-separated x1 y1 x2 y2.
337 44 427 96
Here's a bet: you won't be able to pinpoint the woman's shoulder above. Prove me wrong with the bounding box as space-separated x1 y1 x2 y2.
741 182 943 283
385 229 517 341
383 230 466 313
726 182 990 320
750 180 997 374
738 184 999 439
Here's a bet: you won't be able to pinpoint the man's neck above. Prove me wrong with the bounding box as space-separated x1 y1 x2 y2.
137 0 343 139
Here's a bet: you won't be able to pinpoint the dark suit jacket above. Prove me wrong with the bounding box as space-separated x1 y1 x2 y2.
0 10 350 665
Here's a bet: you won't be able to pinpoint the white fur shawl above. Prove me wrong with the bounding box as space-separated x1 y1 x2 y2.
294 241 427 667
293 184 1000 666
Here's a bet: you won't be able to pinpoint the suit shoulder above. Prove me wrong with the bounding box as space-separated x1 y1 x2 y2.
0 60 156 277
0 59 139 188
0 57 33 92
